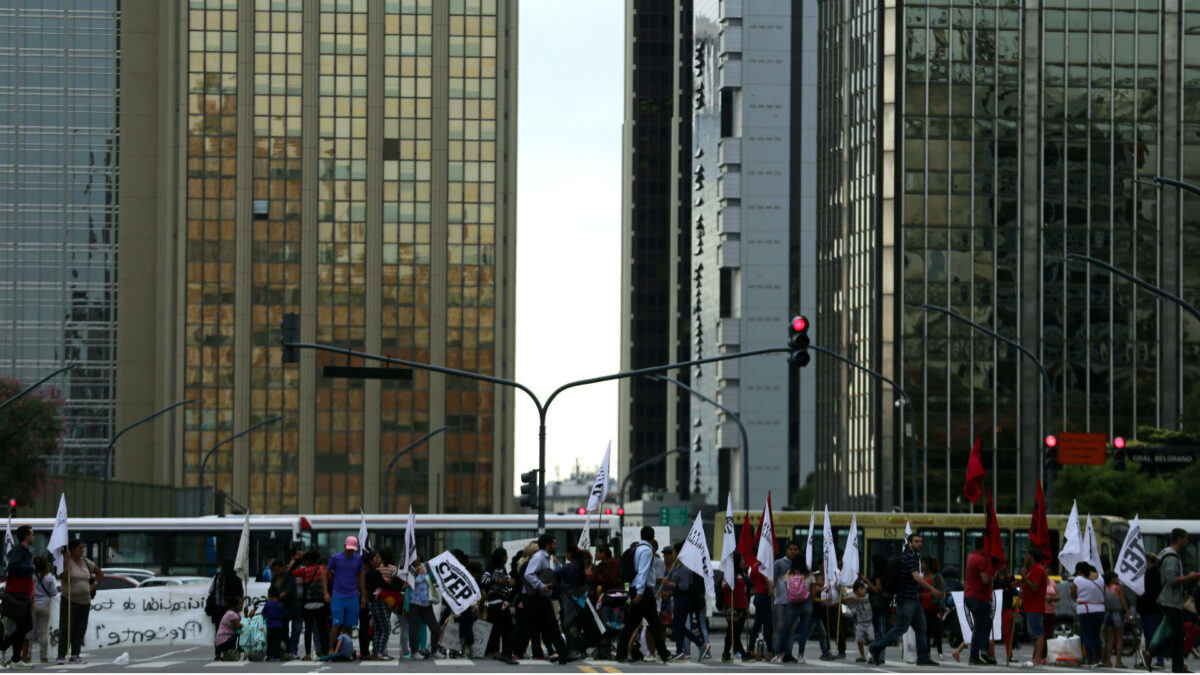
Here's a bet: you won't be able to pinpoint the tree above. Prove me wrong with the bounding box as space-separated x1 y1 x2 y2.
0 376 66 506
790 471 816 510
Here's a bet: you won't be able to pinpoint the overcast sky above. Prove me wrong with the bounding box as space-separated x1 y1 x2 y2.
513 1 624 488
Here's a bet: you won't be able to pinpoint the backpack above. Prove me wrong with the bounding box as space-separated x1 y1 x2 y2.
205 573 226 620
882 555 904 598
787 573 810 603
619 543 646 584
303 568 325 608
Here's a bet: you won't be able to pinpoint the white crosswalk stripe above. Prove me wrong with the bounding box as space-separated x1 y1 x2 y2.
129 661 184 668
203 660 251 667
45 665 102 671
431 659 475 666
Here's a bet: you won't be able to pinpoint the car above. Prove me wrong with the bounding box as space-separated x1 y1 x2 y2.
136 576 210 588
95 574 139 591
103 567 158 583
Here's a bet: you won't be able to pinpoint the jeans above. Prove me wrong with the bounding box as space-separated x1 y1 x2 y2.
1078 611 1104 665
671 595 706 656
810 605 830 655
1141 613 1164 665
776 601 812 659
0 603 32 660
287 613 302 656
408 603 441 655
965 597 992 662
686 606 709 645
871 598 928 663
748 593 773 653
617 592 666 662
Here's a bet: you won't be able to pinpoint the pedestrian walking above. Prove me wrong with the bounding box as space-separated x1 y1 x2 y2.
613 527 667 665
322 536 366 657
663 542 707 662
54 538 101 665
481 547 514 658
1137 552 1166 670
867 532 943 667
497 535 571 665
920 556 945 660
0 525 35 669
406 558 442 660
1143 528 1200 674
1071 562 1105 666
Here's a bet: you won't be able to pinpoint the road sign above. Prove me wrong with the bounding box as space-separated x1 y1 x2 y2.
1057 432 1108 465
659 506 689 527
1126 446 1198 471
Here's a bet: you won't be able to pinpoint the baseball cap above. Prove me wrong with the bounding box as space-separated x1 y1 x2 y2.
345 536 359 551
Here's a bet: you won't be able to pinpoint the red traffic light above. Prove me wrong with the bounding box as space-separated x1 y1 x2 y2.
616 507 625 516
791 316 809 332
7 499 14 508
1045 435 1057 448
604 508 613 515
576 507 586 515
1113 436 1126 450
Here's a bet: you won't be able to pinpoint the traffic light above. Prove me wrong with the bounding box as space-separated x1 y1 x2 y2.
7 498 15 518
604 507 613 515
576 507 586 515
616 507 625 516
788 316 811 367
1113 436 1127 471
1044 434 1058 471
519 469 539 509
281 313 300 363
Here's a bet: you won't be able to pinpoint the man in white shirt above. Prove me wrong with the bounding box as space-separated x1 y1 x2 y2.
497 534 571 665
618 527 669 664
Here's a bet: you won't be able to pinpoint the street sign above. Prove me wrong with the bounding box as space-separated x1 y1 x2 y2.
1126 446 1198 471
659 506 689 527
1057 432 1108 465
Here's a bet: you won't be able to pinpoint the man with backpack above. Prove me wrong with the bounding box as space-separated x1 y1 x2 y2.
1143 528 1200 674
1138 553 1165 670
663 541 709 661
772 541 802 661
617 526 669 663
868 533 943 667
497 534 571 665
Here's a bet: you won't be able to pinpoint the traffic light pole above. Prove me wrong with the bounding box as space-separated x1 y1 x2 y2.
918 303 1055 513
282 339 788 532
645 374 750 512
618 446 687 530
806 345 919 513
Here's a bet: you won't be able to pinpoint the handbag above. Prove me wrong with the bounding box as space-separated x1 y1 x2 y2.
1 591 31 618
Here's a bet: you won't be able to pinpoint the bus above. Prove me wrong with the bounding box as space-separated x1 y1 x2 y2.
1139 519 1200 571
713 511 1128 577
12 513 615 579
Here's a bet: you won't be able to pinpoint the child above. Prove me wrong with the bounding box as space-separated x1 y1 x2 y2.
319 626 356 662
263 588 286 661
215 596 248 661
843 581 875 662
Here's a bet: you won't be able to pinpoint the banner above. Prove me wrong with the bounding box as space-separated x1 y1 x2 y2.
439 618 493 658
950 590 1003 641
3 511 11 558
755 493 776 581
677 512 715 599
718 493 736 584
586 442 611 513
429 551 481 616
404 506 418 585
964 435 984 504
840 514 860 586
984 489 1007 574
621 526 669 552
48 493 68 573
1115 516 1147 596
578 512 592 552
822 505 839 591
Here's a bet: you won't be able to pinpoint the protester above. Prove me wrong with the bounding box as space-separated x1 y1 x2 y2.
481 548 514 658
844 580 875 662
499 534 572 665
503 542 549 661
820 566 847 659
262 587 286 661
406 558 442 660
721 551 750 663
283 545 306 657
1018 548 1048 668
1101 571 1129 668
808 570 833 660
1070 562 1105 666
868 532 942 667
746 553 774 660
206 559 244 632
920 556 945 660
613 527 666 665
322 536 366 658
294 550 328 659
0 525 35 669
663 542 707 662
268 558 300 660
363 549 395 660
963 537 996 665
1137 552 1165 670
1044 575 1060 646
862 552 891 638
318 626 355 662
775 556 813 663
55 537 101 665
30 556 56 664
771 540 802 662
1143 528 1200 673
215 595 250 661
993 565 1018 664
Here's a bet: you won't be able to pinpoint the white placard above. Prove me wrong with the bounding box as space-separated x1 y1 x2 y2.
439 618 493 658
620 526 670 551
950 590 1004 641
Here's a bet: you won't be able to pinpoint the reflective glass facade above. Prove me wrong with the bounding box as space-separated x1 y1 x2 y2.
0 1 119 476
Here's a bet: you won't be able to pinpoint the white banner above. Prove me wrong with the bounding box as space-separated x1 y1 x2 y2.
719 493 736 584
756 495 775 582
233 513 250 588
1116 515 1147 595
3 512 12 558
621 526 669 552
1083 515 1104 574
586 442 611 513
950 590 1003 641
48 493 68 574
404 506 418 585
822 505 839 592
677 512 715 599
578 512 592 552
358 509 369 554
1058 500 1084 574
840 514 860 587
804 510 815 570
429 551 481 617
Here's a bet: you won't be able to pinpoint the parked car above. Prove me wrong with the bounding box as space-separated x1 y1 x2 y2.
137 576 210 588
103 567 157 583
95 574 139 591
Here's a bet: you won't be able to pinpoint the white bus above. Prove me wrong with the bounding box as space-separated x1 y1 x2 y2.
1139 519 1200 570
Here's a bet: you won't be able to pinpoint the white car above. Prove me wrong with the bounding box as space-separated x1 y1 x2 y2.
104 568 158 583
136 576 210 588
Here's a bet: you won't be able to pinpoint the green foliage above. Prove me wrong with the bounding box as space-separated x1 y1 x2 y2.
0 376 66 506
790 471 816 510
1125 425 1197 447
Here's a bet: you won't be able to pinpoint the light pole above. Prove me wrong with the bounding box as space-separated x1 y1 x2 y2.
1142 175 1200 199
618 446 688 530
0 363 77 412
645 374 750 512
384 425 452 513
918 303 1054 512
1056 253 1200 325
199 415 283 514
102 399 193 518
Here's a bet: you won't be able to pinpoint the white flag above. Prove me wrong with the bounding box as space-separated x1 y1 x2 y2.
47 493 69 574
804 509 815 569
578 512 592 551
233 512 251 587
358 509 369 555
1115 515 1147 595
905 520 913 540
950 590 1004 640
1058 500 1085 574
840 514 860 586
429 550 481 616
718 493 736 584
586 442 611 513
822 505 839 591
678 512 716 599
755 493 776 582
1084 515 1104 574
404 506 418 585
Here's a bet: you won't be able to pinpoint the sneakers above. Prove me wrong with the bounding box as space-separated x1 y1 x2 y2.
856 656 868 663
698 644 711 661
8 663 31 671
916 660 941 667
820 653 837 661
868 646 885 666
1023 661 1037 668
769 655 782 664
1142 650 1154 673
69 656 88 665
669 653 687 663
980 653 998 665
495 654 517 665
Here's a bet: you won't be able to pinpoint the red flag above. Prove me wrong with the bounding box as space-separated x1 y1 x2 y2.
963 435 985 504
736 512 758 571
983 488 1007 574
1029 480 1052 563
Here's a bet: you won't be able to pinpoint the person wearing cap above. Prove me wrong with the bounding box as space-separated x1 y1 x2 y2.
1018 549 1048 667
323 536 367 658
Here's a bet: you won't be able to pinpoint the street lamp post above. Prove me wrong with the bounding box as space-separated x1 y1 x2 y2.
102 399 193 518
645 374 750 512
1057 253 1200 325
198 415 284 514
384 425 452 513
918 303 1054 512
618 446 688 530
0 363 78 413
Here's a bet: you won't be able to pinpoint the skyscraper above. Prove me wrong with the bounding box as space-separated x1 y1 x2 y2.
118 0 517 515
816 0 1198 513
0 1 120 476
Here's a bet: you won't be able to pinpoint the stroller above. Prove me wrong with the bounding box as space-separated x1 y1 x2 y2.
238 613 268 662
561 589 606 659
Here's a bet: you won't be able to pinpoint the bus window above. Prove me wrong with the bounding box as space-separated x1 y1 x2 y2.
171 534 223 575
104 532 161 572
917 529 964 573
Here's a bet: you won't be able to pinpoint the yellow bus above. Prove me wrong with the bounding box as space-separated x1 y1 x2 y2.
713 511 1128 577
